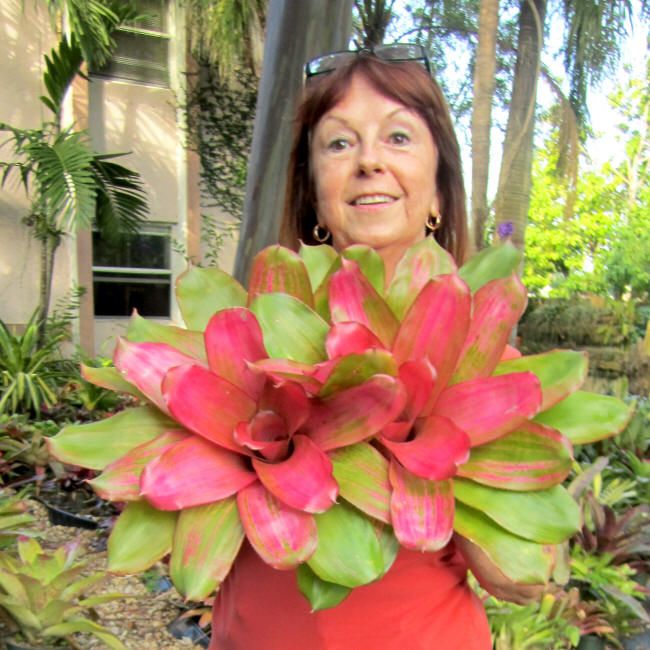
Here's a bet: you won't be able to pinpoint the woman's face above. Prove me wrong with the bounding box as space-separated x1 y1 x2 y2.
310 74 440 271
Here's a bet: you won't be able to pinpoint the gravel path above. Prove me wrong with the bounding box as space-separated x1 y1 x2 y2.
0 499 208 650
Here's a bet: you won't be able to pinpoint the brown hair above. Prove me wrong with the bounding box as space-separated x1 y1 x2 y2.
279 55 468 263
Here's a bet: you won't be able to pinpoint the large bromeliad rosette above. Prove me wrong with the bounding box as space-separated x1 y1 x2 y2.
49 239 631 608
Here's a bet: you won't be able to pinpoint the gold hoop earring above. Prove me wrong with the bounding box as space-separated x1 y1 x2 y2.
426 213 442 233
313 224 331 243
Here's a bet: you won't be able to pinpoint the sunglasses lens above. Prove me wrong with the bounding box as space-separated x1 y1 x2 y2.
306 52 356 77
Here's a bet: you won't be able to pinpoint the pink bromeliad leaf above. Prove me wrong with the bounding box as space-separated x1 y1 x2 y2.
328 259 399 348
89 430 189 501
316 350 398 397
304 375 406 451
453 274 527 383
237 481 318 569
389 462 454 551
204 308 267 398
80 364 146 400
379 415 470 481
113 339 199 413
140 436 257 510
396 359 437 423
501 344 522 361
392 277 471 401
252 435 338 513
325 321 384 358
162 364 256 452
435 372 542 446
234 412 290 462
456 421 573 490
252 358 322 395
257 380 311 435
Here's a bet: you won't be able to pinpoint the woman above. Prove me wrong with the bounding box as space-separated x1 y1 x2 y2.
209 46 541 650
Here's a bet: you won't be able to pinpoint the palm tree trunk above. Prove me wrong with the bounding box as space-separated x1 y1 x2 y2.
234 0 353 285
470 0 500 253
493 0 547 251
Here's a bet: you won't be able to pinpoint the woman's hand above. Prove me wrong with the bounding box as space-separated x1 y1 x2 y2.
454 534 547 605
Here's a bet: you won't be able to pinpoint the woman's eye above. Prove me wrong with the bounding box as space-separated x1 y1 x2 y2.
327 138 350 152
389 132 410 145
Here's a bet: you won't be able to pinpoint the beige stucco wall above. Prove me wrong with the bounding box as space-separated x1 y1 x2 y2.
0 0 74 328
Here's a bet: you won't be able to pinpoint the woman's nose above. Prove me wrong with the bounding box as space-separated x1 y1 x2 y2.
357 141 385 175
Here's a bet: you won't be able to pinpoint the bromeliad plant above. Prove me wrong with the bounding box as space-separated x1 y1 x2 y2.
49 238 632 608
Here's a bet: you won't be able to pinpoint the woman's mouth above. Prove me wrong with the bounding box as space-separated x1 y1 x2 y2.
350 194 397 206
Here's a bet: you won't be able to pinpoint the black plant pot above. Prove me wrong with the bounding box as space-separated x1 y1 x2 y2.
167 614 211 648
40 500 98 530
577 636 606 650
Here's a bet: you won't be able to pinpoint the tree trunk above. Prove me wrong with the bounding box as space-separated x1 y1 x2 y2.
492 0 547 251
234 0 353 285
470 0 500 252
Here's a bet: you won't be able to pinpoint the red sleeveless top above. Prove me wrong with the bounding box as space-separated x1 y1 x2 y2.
209 540 491 650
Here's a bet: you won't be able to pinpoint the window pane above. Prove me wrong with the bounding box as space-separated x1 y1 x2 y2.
93 232 169 269
94 273 171 317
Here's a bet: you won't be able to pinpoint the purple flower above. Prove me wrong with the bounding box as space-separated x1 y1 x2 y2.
497 221 514 239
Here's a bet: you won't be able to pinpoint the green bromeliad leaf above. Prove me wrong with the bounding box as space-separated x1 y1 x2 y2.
251 293 328 363
126 312 206 361
80 364 145 400
330 443 391 523
47 406 178 470
453 479 580 544
493 350 588 411
458 241 521 293
386 237 456 319
299 243 338 292
534 391 633 444
307 501 392 588
454 502 554 584
170 498 244 601
248 245 314 307
297 563 351 611
341 245 385 295
108 501 176 573
176 265 247 330
318 350 398 397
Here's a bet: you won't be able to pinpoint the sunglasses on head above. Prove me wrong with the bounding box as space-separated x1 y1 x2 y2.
305 43 431 79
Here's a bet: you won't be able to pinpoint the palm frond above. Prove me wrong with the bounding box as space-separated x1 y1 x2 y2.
24 129 96 231
92 154 149 242
41 36 85 119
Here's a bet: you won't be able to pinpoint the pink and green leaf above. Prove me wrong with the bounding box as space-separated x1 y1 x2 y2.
162 364 256 451
89 430 188 501
297 563 351 611
299 242 337 292
113 339 199 413
304 375 406 451
341 245 386 295
328 259 399 348
252 358 321 394
325 322 384 358
453 480 580 543
126 311 206 361
453 274 527 382
330 442 391 523
389 463 454 551
392 276 471 399
80 364 145 400
47 406 178 470
176 265 247 330
454 502 554 584
533 391 633 444
248 245 314 307
456 421 573 490
204 308 267 398
435 372 542 446
169 497 244 601
380 415 470 481
140 436 257 510
318 350 398 397
394 359 436 423
252 435 338 513
258 380 311 435
250 293 328 364
308 501 388 588
386 237 457 319
237 482 317 569
458 241 522 293
107 501 177 573
494 350 588 411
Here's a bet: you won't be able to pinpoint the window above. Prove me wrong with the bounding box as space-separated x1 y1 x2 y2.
92 228 171 318
91 0 171 86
